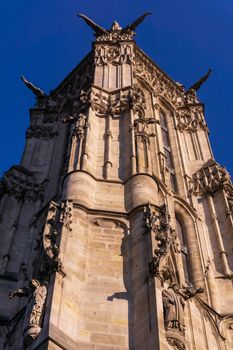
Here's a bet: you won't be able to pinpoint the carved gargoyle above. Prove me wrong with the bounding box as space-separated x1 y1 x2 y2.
78 12 152 41
186 69 212 95
21 76 47 100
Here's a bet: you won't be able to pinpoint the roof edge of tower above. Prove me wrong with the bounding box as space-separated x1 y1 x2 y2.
135 45 183 94
49 51 93 97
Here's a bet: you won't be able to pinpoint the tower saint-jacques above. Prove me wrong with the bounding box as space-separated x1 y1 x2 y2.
0 13 233 350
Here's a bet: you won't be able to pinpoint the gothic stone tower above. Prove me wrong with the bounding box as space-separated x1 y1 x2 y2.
0 13 233 350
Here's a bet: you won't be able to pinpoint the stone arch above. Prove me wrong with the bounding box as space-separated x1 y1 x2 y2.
158 95 176 114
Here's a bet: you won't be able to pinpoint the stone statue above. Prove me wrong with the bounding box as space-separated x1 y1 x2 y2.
9 279 48 345
162 284 186 334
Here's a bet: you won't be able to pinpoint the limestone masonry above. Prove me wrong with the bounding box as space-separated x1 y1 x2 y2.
0 13 233 350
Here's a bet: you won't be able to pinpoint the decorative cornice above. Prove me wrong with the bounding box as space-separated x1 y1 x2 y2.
190 160 233 196
0 166 46 202
26 125 59 139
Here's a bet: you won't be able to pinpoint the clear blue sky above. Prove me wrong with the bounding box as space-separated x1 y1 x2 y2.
1 0 233 176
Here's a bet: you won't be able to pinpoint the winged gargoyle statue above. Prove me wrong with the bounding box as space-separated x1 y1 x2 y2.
21 76 47 99
78 12 152 41
186 69 212 94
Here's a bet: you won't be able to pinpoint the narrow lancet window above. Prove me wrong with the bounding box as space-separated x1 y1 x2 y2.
160 111 176 191
176 218 190 283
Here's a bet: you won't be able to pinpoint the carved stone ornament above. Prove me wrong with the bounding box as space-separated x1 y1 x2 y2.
33 55 94 116
162 283 204 350
146 204 180 280
63 89 91 124
167 337 186 350
9 279 48 347
26 125 59 139
38 201 66 279
135 48 204 109
60 200 72 231
176 105 208 133
135 49 184 108
190 160 233 197
78 12 151 43
134 116 157 141
163 285 186 335
90 85 146 118
94 44 134 66
71 113 87 140
0 166 45 202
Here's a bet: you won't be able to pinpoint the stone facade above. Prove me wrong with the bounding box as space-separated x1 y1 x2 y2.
0 13 233 350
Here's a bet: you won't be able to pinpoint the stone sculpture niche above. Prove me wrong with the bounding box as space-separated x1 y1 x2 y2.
9 279 48 347
162 283 204 350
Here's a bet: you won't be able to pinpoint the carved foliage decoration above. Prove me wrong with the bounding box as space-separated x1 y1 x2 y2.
176 105 208 133
145 204 179 280
60 200 72 232
190 161 233 198
96 30 135 43
38 201 66 279
0 166 45 202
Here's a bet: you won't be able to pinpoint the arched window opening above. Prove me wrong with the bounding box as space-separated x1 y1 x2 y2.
176 217 190 283
159 111 176 191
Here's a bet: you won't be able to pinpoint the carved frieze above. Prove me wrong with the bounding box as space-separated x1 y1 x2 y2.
94 44 134 66
0 166 45 202
90 86 146 118
26 125 59 139
96 31 134 43
176 105 208 133
190 161 233 197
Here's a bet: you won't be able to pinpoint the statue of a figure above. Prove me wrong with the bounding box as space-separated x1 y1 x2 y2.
162 284 186 334
9 279 48 345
